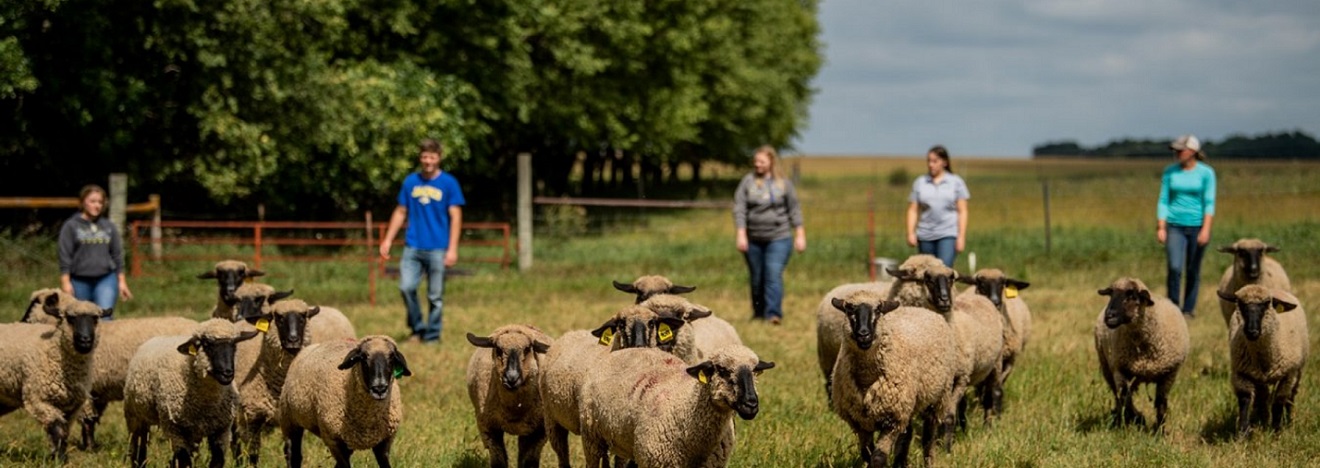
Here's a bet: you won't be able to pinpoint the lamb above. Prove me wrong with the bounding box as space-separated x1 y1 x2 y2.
612 275 697 303
20 288 76 324
640 294 742 362
123 319 260 468
278 335 410 468
578 345 774 468
1094 277 1189 430
815 281 889 401
957 268 1031 413
1217 239 1292 325
0 296 107 462
1217 285 1309 437
829 289 961 467
466 325 554 468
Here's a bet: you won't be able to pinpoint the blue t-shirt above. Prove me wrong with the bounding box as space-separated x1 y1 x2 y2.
397 171 466 250
1157 162 1216 227
909 173 970 241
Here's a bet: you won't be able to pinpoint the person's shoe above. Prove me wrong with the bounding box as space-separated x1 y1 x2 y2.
406 334 423 344
769 317 782 325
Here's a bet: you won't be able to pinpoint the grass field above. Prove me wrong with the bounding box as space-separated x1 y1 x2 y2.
2 156 1319 467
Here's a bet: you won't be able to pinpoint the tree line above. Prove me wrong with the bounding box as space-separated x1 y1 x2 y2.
1032 130 1320 159
0 0 821 224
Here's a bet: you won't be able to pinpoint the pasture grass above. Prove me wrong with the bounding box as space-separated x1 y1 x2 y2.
1 157 1319 466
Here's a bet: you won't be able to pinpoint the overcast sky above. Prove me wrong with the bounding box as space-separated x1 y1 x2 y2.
792 0 1320 157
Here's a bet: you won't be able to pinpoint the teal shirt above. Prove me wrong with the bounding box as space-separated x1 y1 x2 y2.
1157 162 1216 227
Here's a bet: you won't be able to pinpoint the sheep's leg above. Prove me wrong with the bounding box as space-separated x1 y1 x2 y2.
547 422 571 468
207 432 228 468
129 427 150 468
1235 386 1255 438
919 410 940 468
327 440 353 468
1153 375 1176 432
284 427 305 468
955 393 969 432
79 397 107 450
891 423 916 468
229 423 242 466
516 426 547 468
1251 383 1271 427
43 419 70 463
171 442 195 468
1273 374 1302 430
480 426 509 468
371 436 394 468
852 428 874 463
242 419 266 467
581 432 609 468
872 423 905 468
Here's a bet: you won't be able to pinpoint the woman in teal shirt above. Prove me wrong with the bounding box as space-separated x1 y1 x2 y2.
1156 134 1216 316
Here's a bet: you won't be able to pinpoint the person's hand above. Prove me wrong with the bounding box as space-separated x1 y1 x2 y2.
445 249 459 267
1197 229 1211 246
1156 227 1167 245
119 282 133 301
735 233 748 253
794 235 807 252
906 232 917 248
379 242 392 260
955 237 966 253
60 282 73 295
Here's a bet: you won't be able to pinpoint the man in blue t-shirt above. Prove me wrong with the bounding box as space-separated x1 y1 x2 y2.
379 138 466 344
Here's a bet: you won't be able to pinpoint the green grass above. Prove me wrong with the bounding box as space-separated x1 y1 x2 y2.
2 157 1319 466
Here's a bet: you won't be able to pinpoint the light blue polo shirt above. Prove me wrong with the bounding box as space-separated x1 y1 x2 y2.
909 173 970 241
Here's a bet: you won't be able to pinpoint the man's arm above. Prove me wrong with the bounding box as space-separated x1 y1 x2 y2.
445 206 463 267
379 205 407 260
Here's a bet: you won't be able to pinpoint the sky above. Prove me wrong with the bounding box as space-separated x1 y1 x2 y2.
792 0 1320 157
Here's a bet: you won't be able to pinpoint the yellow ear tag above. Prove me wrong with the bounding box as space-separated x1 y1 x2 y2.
188 344 199 356
597 328 614 346
1276 304 1286 314
657 323 674 343
1004 285 1019 299
698 371 709 384
254 318 270 333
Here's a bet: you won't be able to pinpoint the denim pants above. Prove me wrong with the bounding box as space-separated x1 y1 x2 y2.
399 246 447 341
1165 225 1207 314
744 237 793 320
70 273 117 319
918 237 958 268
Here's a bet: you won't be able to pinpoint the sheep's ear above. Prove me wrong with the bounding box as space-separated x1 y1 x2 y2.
466 333 495 348
176 338 199 356
1097 287 1113 296
269 290 294 304
246 269 266 278
236 330 261 343
659 316 687 331
754 361 776 372
1264 245 1279 253
876 300 901 314
1138 290 1154 307
612 281 638 294
831 297 850 312
1007 279 1031 290
1216 289 1238 302
99 307 112 318
887 268 911 280
955 276 976 285
684 307 712 321
668 284 697 294
197 271 218 279
1273 297 1298 313
42 294 63 318
305 306 321 319
1216 245 1236 254
685 361 714 384
532 340 551 354
337 348 364 370
589 321 615 338
391 348 412 377
21 298 39 322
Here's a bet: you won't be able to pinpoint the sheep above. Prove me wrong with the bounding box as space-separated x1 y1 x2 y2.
198 260 266 316
123 319 260 468
640 294 742 362
466 325 554 468
828 289 961 467
957 268 1031 413
230 298 325 467
74 315 199 450
1217 285 1309 437
1094 277 1189 430
21 288 76 325
539 330 609 468
578 345 774 468
612 275 697 303
226 284 358 346
1217 239 1292 325
815 281 889 402
278 335 410 468
216 282 282 321
945 289 1005 431
0 296 108 462
594 302 700 364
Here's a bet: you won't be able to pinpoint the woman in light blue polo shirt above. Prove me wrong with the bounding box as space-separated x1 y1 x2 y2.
905 145 969 268
1157 134 1215 317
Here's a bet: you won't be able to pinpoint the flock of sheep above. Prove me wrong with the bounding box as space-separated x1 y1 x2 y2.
2 260 408 467
0 237 1304 467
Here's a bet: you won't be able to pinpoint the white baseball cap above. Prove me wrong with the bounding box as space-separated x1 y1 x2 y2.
1170 134 1205 159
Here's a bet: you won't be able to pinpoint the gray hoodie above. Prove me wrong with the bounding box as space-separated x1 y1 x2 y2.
733 173 804 242
58 213 124 278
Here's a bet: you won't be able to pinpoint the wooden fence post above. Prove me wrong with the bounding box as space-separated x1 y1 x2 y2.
518 152 533 271
1042 179 1052 255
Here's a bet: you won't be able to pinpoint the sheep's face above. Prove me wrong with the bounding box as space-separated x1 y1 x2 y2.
198 263 265 304
1219 242 1278 281
42 297 107 354
339 337 411 400
233 288 293 323
1217 288 1297 341
686 349 774 421
178 327 261 385
466 331 550 390
888 267 956 312
258 301 319 354
613 276 696 304
958 272 1029 308
591 307 688 353
831 297 901 350
1098 285 1153 329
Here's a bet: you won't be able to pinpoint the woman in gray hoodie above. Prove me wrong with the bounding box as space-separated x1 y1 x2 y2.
58 184 132 318
733 145 806 325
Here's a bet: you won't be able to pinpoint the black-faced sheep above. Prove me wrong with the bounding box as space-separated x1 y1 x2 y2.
1217 285 1309 437
465 325 554 468
640 294 742 362
21 288 76 325
278 335 411 468
123 319 260 468
1216 239 1292 326
578 345 773 468
612 275 697 303
593 302 698 363
0 296 108 462
1095 277 1189 430
198 260 265 313
230 298 323 466
539 330 607 468
829 289 961 467
957 268 1031 414
814 282 890 402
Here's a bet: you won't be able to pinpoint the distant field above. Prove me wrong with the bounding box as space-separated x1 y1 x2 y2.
1 157 1318 466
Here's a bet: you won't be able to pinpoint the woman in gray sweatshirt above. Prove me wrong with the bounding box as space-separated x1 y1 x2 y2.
58 184 132 317
733 145 806 324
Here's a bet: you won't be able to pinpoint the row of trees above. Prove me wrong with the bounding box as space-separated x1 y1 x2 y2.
1032 131 1320 159
1 0 821 222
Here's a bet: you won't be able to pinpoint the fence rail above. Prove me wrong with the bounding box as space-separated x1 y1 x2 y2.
127 219 511 305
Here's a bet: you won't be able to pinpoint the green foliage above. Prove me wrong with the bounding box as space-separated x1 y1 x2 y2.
1033 130 1320 159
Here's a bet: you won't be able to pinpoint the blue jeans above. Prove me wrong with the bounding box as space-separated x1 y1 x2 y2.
1165 225 1207 315
70 273 117 319
399 247 447 341
745 237 793 320
918 237 958 268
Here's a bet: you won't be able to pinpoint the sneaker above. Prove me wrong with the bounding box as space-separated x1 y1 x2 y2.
769 317 782 325
406 334 423 344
